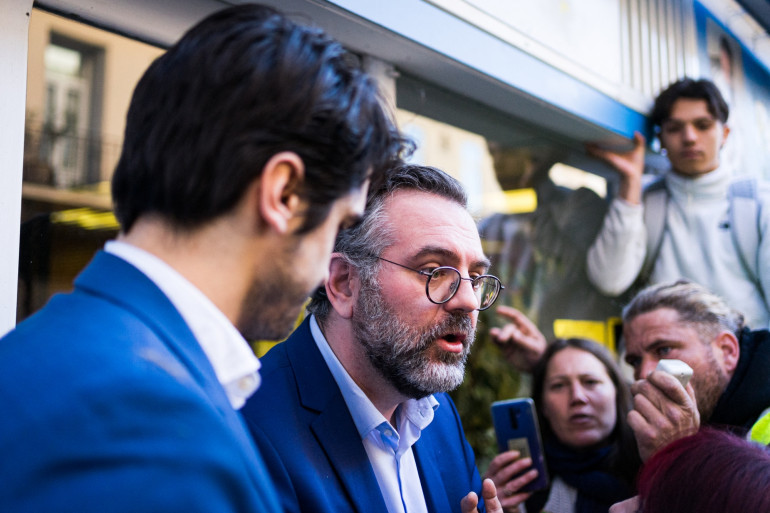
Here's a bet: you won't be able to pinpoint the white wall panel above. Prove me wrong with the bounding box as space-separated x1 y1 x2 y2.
0 0 34 336
428 0 700 110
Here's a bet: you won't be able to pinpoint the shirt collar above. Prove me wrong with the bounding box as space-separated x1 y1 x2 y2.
105 240 260 409
309 315 438 439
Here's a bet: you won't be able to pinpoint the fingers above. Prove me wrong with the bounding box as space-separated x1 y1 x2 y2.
626 409 656 461
484 452 537 513
628 371 700 460
609 496 640 513
585 131 646 181
482 478 502 504
499 469 537 500
631 385 699 434
462 479 506 513
489 307 546 372
490 307 546 352
484 453 533 487
460 491 479 513
484 450 522 478
632 370 694 407
491 322 531 347
684 381 698 404
494 306 538 333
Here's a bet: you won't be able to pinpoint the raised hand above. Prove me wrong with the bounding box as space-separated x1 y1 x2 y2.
461 478 505 513
627 369 700 461
586 131 646 204
484 450 538 513
489 306 547 373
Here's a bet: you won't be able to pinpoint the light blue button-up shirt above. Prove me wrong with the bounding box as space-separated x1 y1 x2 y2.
310 315 438 513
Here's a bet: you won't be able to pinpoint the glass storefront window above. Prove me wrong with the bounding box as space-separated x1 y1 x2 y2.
396 76 623 464
19 9 163 322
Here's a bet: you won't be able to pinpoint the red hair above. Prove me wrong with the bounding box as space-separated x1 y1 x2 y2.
638 428 770 512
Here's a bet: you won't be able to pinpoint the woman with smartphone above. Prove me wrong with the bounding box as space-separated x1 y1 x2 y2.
487 338 641 513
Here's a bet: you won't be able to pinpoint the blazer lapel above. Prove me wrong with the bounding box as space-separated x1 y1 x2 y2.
75 251 272 491
75 252 221 396
313 401 389 513
287 320 390 513
414 441 454 513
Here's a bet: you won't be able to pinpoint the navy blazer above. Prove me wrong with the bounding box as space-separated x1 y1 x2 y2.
241 317 484 513
0 251 281 512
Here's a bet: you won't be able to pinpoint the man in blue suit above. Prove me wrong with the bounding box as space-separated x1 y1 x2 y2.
0 4 406 512
242 165 508 513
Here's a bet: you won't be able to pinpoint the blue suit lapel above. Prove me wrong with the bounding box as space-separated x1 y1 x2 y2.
414 440 454 513
287 320 390 513
75 252 221 401
75 251 279 505
313 400 390 513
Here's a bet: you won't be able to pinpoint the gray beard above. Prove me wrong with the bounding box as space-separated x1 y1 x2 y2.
351 277 475 399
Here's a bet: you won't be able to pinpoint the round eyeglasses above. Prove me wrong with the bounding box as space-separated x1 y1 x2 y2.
377 257 504 311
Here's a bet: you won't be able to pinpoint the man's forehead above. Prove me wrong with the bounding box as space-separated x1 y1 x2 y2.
624 310 702 347
384 191 485 260
624 308 674 338
663 114 716 124
407 245 490 268
385 190 473 228
665 98 715 121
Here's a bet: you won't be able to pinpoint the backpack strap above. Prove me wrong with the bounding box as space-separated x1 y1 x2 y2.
640 177 668 285
638 177 763 299
728 178 761 288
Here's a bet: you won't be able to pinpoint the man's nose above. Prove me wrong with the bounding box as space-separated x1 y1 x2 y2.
682 123 698 142
445 277 481 314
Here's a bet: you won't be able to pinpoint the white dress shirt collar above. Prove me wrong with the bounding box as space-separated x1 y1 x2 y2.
105 240 260 409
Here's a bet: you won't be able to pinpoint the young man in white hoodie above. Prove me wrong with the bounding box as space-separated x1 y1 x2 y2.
586 78 770 329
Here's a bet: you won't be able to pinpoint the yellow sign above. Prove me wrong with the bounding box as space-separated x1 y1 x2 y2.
552 317 621 354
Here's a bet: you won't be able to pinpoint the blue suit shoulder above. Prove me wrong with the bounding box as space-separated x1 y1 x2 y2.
0 256 280 513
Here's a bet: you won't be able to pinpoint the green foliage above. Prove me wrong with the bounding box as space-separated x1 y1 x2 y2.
450 315 531 471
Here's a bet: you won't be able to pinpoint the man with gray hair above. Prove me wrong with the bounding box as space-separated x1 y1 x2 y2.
622 279 770 459
241 164 525 513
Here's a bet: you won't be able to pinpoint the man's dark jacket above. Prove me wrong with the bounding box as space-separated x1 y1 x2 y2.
710 328 770 431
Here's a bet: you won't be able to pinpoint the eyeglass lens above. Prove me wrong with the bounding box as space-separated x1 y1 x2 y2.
427 268 500 310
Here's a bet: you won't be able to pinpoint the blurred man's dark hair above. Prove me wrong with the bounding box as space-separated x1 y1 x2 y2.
113 3 408 234
650 78 729 129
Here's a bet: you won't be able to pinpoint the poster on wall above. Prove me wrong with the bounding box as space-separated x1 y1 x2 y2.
705 17 770 179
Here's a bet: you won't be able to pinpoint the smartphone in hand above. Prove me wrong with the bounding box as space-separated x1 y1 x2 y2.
491 398 549 493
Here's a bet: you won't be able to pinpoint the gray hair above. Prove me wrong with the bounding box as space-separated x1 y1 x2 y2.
307 164 468 321
623 280 745 341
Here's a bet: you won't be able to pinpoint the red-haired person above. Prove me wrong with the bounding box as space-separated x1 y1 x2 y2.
611 428 770 513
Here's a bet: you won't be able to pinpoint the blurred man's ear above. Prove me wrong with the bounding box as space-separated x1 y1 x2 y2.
257 151 305 233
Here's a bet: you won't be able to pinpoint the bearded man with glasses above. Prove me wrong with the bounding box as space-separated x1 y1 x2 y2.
242 164 516 513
